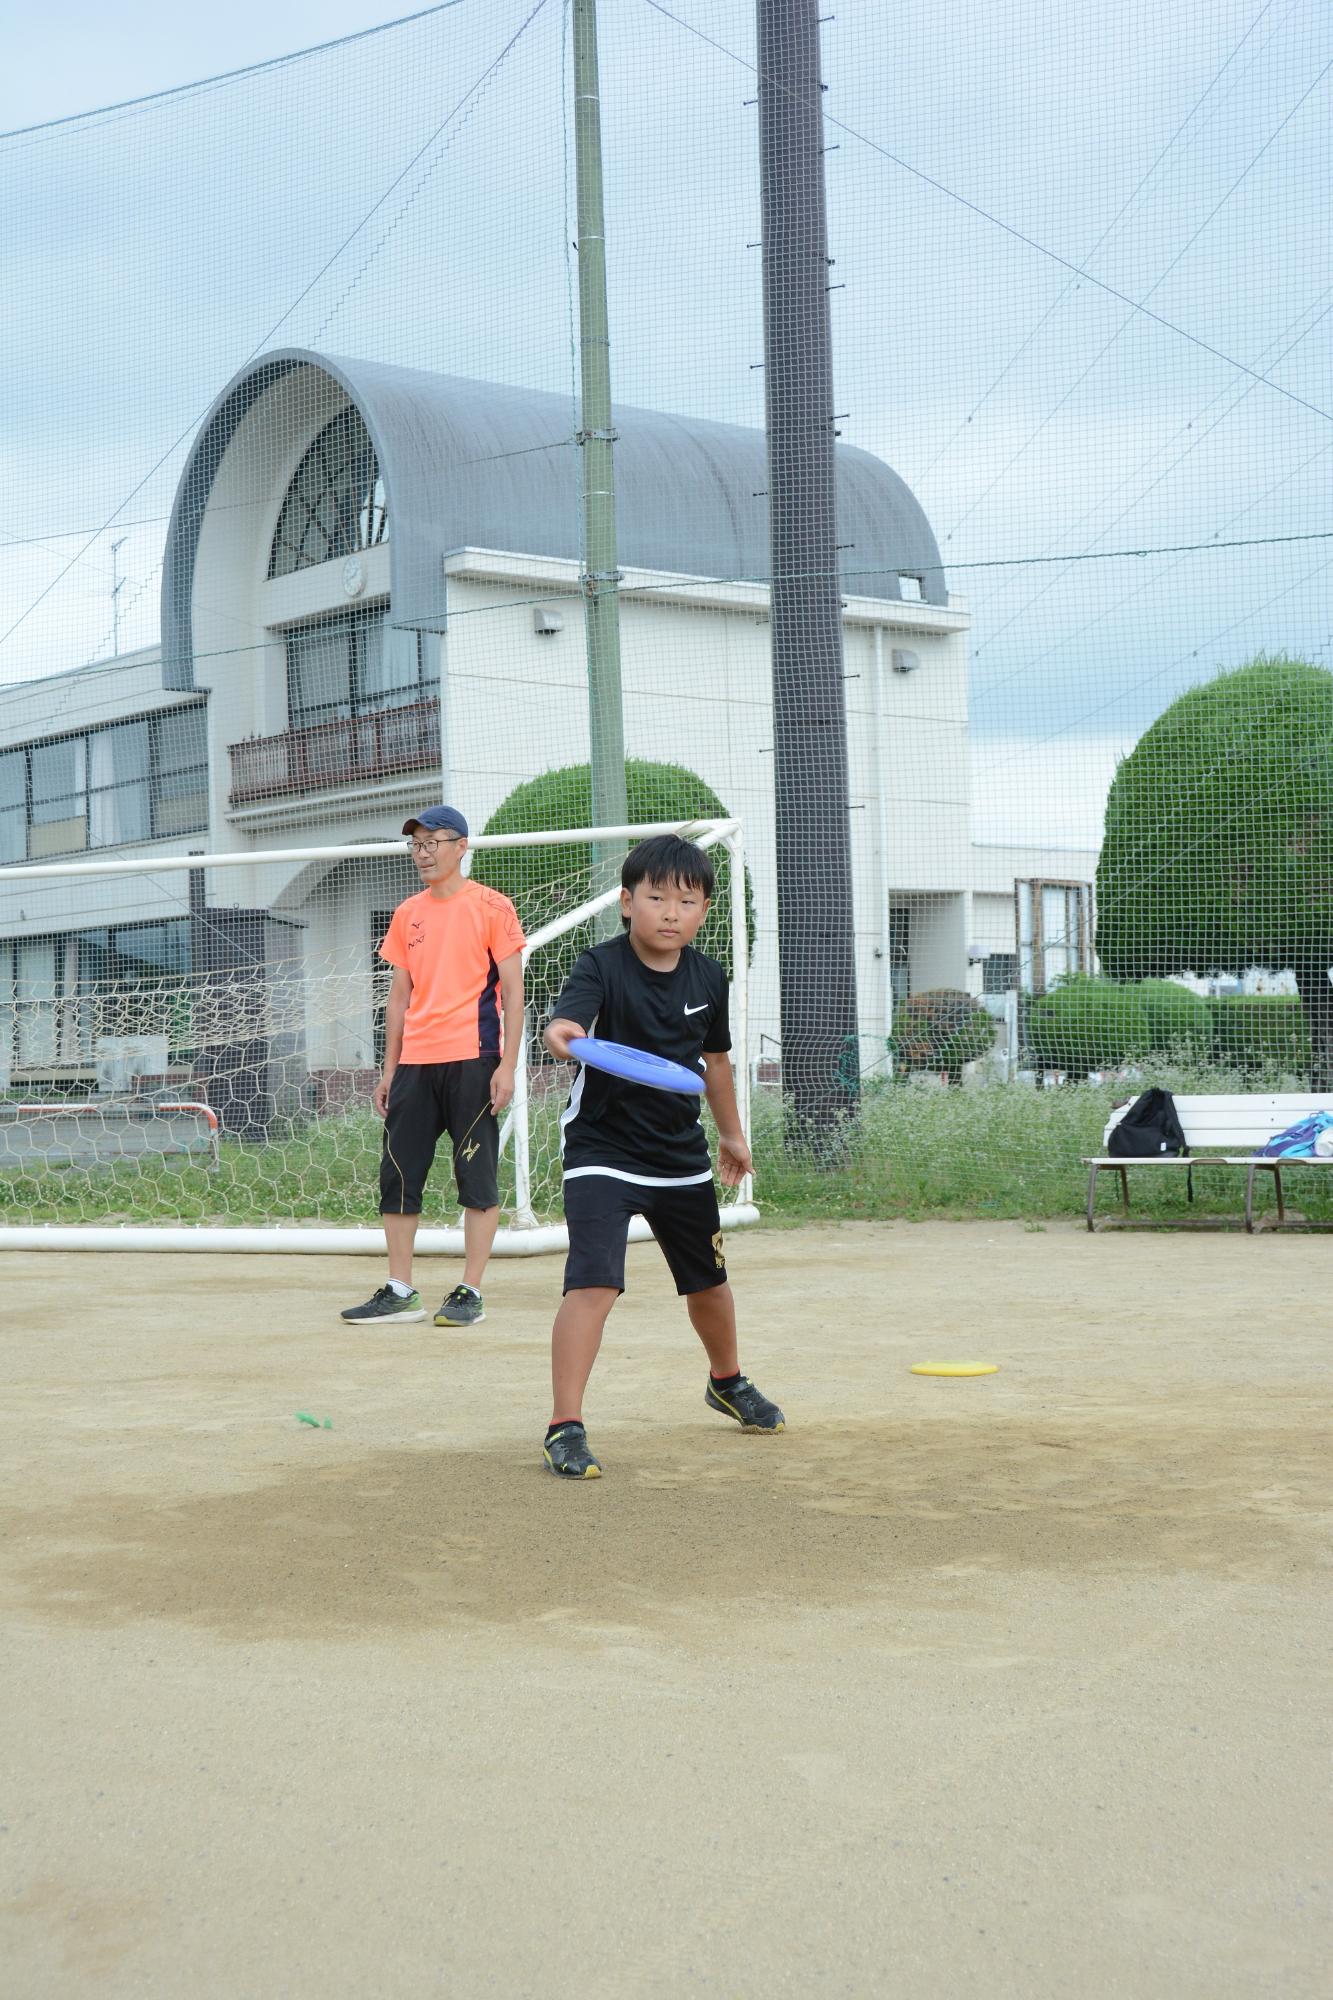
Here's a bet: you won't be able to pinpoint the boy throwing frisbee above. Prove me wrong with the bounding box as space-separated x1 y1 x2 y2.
541 834 784 1477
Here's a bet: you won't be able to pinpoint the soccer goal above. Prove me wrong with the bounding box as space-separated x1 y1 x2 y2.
0 820 757 1254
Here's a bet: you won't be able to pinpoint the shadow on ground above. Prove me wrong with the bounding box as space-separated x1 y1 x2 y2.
3 1411 1326 1643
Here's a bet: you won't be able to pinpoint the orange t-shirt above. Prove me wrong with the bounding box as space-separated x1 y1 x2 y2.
379 884 526 1063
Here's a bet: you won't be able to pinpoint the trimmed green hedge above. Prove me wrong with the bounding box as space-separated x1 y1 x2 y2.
1025 976 1150 1079
1209 994 1310 1074
468 760 754 997
1023 976 1307 1077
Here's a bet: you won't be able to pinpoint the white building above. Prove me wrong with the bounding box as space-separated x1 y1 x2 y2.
0 348 1096 1122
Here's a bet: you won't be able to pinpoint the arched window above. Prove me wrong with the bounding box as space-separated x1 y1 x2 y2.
268 406 388 578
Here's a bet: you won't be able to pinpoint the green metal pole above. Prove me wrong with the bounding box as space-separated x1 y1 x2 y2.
572 0 627 913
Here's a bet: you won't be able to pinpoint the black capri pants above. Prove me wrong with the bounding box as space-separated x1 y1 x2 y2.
380 1060 500 1215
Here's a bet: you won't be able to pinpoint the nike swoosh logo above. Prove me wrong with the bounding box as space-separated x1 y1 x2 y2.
684 1003 709 1016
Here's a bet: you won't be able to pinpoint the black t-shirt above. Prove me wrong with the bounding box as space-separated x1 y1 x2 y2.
551 935 731 1182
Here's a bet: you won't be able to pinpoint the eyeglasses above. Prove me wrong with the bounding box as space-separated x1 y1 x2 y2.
407 835 463 856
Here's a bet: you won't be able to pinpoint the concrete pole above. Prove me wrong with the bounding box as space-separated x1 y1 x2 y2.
572 0 627 909
757 0 860 1156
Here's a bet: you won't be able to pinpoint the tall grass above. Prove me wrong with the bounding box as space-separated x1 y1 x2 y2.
3 1061 1329 1228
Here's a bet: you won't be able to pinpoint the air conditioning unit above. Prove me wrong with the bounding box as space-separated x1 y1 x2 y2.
892 648 920 675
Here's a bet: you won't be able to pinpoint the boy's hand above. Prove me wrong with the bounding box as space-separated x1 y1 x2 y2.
545 1019 588 1061
373 1070 395 1119
490 1059 517 1115
717 1134 753 1187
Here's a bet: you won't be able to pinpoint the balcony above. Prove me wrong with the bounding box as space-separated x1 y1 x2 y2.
228 698 441 809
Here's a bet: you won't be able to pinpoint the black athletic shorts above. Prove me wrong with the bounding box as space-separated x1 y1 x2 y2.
562 1174 727 1296
380 1060 500 1215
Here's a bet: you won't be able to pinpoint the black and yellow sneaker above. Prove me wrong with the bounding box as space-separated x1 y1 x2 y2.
340 1284 427 1324
543 1423 602 1478
435 1284 485 1328
705 1373 786 1432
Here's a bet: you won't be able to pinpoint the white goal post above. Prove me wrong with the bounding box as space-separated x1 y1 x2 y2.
0 819 758 1253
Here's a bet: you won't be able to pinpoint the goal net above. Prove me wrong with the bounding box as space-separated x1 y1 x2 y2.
0 820 756 1253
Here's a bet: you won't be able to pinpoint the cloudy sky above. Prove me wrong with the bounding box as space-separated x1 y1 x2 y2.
2 0 1329 845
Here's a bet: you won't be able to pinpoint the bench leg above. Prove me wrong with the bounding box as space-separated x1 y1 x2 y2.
1086 1165 1098 1231
1118 1165 1129 1217
1245 1165 1257 1233
1274 1165 1285 1225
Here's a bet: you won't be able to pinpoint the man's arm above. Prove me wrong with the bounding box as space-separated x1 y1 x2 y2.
490 952 525 1114
703 1049 752 1187
375 966 413 1117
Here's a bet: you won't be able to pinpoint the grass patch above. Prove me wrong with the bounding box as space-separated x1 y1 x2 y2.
4 1064 1332 1230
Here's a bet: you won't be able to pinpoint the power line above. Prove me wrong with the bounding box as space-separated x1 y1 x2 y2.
0 0 553 659
0 4 468 145
642 0 1333 427
914 0 1286 488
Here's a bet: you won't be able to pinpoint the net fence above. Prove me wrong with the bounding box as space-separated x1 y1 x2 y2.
2 0 1331 1229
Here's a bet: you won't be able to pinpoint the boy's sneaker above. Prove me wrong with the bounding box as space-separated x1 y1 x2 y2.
705 1375 786 1432
340 1284 427 1324
544 1424 602 1479
434 1284 486 1328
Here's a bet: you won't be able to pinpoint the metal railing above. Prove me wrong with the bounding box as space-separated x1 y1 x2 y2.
227 696 440 805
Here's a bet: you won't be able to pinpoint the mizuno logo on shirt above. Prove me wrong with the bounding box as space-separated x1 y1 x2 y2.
684 1003 709 1015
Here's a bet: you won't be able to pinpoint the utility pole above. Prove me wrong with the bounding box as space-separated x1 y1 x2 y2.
757 0 860 1157
111 537 128 657
572 0 627 908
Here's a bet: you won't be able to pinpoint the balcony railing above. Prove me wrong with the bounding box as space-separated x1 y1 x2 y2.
228 697 441 806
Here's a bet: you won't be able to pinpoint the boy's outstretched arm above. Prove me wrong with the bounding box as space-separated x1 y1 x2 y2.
544 1017 589 1061
703 1050 753 1187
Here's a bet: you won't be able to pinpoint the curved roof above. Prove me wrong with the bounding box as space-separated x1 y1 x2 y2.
162 348 946 690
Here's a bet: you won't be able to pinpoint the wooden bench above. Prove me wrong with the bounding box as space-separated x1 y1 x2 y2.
1085 1092 1333 1231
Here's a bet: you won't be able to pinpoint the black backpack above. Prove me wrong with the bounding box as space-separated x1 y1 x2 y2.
1108 1087 1192 1197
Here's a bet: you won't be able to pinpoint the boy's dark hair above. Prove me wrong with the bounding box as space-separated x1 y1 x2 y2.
619 835 715 928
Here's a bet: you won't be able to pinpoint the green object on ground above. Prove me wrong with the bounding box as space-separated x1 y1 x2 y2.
296 1412 319 1426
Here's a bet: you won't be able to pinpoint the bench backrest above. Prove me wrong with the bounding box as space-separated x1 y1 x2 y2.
1103 1092 1333 1152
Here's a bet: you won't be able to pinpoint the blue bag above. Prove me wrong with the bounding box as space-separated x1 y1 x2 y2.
1257 1111 1333 1158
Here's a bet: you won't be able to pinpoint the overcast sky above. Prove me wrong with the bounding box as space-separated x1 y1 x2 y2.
3 0 1330 846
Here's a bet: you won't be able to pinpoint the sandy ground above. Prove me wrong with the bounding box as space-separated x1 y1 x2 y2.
0 1220 1329 1999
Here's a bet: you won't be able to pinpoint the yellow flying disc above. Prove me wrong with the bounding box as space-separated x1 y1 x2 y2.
910 1362 999 1377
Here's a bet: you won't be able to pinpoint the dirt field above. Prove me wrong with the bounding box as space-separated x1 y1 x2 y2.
1 1221 1329 1998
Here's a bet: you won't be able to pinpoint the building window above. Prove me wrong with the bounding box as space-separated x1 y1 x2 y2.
1015 879 1092 995
0 749 24 865
269 406 388 579
29 737 87 858
151 708 209 838
0 921 194 1078
89 721 151 849
1 707 208 863
286 610 422 730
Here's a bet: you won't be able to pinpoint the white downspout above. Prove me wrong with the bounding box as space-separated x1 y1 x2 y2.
873 624 894 1057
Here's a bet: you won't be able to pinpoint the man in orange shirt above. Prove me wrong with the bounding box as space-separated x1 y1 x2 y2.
341 805 526 1329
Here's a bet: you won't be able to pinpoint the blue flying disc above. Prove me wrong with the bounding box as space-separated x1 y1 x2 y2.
569 1036 706 1095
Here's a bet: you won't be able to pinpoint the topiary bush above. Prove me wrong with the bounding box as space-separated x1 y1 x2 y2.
1025 975 1150 1080
1209 994 1310 1076
468 760 754 998
1137 978 1212 1059
890 989 997 1085
1096 654 1333 1084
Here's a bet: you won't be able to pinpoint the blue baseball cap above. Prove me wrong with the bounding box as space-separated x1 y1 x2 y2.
403 804 468 839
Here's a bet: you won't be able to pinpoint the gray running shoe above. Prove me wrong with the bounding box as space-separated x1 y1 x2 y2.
544 1424 602 1478
434 1284 486 1327
341 1284 427 1324
705 1375 786 1431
